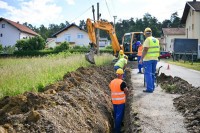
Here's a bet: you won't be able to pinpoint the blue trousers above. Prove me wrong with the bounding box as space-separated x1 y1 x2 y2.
114 66 126 79
113 104 125 133
143 60 157 92
137 56 143 73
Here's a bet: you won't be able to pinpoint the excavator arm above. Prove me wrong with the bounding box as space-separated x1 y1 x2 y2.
85 18 121 64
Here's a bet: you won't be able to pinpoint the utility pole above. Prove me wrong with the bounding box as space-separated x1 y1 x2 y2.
113 16 117 29
92 5 95 22
96 2 100 55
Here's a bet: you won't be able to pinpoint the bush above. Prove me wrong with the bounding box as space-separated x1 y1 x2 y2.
0 44 3 53
14 50 58 56
15 36 45 51
105 45 112 49
54 41 69 52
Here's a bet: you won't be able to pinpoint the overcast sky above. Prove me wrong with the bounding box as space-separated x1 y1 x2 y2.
0 0 191 27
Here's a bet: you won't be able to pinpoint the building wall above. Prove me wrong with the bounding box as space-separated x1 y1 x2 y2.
55 26 90 46
20 32 35 40
185 8 200 58
0 20 20 47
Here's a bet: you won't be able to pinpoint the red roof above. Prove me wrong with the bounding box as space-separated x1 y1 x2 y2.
0 17 38 36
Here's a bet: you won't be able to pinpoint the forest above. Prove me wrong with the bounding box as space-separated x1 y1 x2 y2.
23 12 184 42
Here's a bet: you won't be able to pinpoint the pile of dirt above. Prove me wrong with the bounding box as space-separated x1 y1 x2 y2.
0 65 116 133
159 73 200 133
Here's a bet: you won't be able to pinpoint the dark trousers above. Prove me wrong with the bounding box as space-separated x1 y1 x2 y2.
113 104 125 133
137 56 143 73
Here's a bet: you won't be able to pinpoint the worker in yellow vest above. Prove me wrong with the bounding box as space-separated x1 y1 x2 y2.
139 27 160 93
118 50 125 59
137 41 143 74
114 55 128 79
109 68 128 133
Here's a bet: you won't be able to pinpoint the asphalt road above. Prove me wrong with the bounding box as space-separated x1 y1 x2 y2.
157 60 200 87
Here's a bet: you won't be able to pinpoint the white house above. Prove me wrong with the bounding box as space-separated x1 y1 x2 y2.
99 38 110 47
162 28 185 52
46 38 57 49
0 17 38 47
181 0 200 58
52 23 90 47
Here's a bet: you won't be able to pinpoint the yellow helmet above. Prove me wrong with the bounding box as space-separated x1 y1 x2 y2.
119 50 123 55
116 68 124 75
144 27 152 35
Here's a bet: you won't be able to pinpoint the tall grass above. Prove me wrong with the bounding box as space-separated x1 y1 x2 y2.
168 60 200 71
0 52 114 98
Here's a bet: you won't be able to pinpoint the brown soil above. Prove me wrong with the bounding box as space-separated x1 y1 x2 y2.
159 73 200 133
0 62 139 133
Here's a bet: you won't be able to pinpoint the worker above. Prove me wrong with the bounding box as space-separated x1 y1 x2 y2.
118 50 125 59
137 41 143 74
139 27 160 93
114 55 128 79
109 68 128 133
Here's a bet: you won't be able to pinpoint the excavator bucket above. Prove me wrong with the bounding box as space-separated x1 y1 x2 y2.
85 49 95 64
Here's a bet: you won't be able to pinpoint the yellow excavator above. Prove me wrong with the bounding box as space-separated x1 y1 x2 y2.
85 18 121 64
85 18 145 64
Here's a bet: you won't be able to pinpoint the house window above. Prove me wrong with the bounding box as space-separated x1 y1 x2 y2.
77 34 83 39
192 24 194 30
65 34 71 42
0 33 2 37
2 24 5 28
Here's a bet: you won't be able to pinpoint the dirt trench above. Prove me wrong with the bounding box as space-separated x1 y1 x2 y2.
159 73 200 133
0 63 139 133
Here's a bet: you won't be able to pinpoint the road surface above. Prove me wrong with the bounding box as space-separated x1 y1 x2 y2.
157 61 200 87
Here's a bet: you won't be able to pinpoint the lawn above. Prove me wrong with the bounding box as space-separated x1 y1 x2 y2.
0 52 114 98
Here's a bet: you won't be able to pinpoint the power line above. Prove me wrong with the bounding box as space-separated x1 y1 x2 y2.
104 0 112 20
69 6 92 24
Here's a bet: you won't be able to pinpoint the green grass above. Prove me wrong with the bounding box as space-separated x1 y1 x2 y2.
0 52 114 98
166 59 200 71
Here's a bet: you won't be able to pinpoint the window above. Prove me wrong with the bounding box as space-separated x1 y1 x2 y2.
0 34 2 37
77 34 83 39
65 34 71 42
192 24 194 30
2 24 5 28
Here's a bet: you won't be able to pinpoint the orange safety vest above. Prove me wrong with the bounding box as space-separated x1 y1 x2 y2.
109 79 126 104
137 45 143 56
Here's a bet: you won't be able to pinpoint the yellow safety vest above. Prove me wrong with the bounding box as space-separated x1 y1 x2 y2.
114 58 127 68
145 37 160 58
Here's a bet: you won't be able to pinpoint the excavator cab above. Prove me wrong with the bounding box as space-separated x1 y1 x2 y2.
122 32 145 60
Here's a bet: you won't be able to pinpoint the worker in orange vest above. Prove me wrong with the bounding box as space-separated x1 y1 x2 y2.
109 68 128 133
137 41 143 74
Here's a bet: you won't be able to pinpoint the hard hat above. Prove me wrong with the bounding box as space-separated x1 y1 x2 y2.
144 27 152 35
136 41 141 46
119 50 123 55
116 68 124 75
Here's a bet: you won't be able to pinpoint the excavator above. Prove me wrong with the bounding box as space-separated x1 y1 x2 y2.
85 18 121 64
85 18 145 64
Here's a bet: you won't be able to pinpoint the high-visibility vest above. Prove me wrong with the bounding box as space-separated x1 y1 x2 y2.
118 54 124 59
145 37 160 58
109 79 126 104
114 58 127 68
137 45 143 56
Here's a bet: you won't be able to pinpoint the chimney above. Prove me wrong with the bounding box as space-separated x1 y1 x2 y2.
17 21 19 24
193 0 196 2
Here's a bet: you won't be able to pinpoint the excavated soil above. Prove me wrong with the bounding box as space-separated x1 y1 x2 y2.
0 63 138 133
159 73 200 133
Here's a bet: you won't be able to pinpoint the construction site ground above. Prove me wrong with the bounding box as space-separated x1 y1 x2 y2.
0 60 200 133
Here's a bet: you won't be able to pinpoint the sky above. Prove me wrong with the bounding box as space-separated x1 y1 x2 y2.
0 0 192 27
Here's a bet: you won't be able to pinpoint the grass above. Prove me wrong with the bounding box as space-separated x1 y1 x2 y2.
0 52 114 98
166 59 200 71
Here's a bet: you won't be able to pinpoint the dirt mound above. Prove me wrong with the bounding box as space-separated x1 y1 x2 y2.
0 65 116 133
159 73 200 133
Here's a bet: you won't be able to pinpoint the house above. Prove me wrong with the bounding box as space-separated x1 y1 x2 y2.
162 28 185 53
52 23 90 47
157 37 165 51
99 38 110 47
181 0 200 58
46 38 57 49
0 17 38 47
